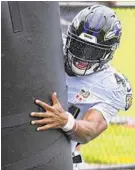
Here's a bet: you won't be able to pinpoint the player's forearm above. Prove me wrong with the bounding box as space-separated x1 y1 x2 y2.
68 119 99 144
62 110 107 144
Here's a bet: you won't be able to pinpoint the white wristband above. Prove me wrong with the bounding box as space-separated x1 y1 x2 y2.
62 112 75 132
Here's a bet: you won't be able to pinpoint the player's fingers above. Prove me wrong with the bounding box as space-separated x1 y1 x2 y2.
35 100 54 111
31 118 53 125
52 92 60 105
37 123 58 131
30 112 53 118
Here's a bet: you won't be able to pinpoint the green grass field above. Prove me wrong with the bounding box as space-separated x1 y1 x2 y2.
80 8 135 164
81 125 135 164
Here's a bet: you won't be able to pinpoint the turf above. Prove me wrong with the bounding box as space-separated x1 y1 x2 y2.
80 125 135 164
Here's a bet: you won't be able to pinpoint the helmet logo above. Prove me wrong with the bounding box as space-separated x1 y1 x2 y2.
104 21 121 41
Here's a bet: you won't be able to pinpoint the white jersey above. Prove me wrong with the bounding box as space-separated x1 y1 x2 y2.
66 64 132 151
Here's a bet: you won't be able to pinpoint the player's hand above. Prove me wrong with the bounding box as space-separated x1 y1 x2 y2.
30 92 68 131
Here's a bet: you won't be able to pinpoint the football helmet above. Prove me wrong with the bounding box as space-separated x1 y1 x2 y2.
64 5 122 76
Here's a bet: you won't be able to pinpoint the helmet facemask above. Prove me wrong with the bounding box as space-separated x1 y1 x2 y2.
65 31 115 76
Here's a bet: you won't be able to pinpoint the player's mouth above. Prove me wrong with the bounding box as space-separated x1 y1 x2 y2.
75 61 89 69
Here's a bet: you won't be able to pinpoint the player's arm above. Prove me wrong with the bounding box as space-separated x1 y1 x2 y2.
30 92 108 144
67 109 108 144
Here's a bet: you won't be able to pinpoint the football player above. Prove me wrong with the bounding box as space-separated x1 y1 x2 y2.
30 5 132 169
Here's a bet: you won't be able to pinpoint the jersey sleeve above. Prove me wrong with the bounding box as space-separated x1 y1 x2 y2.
90 74 133 125
91 103 119 125
109 73 133 111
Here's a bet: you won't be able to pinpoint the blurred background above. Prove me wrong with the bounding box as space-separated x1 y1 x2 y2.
59 1 135 169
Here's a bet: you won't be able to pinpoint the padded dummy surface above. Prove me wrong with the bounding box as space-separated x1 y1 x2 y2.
1 2 72 170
